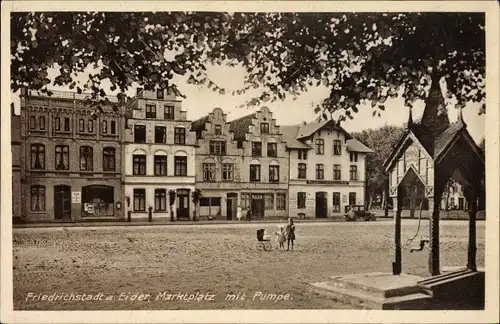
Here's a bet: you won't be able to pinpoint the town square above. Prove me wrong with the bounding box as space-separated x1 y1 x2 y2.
3 4 497 320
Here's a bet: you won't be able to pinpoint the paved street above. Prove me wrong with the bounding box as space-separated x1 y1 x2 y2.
13 220 485 310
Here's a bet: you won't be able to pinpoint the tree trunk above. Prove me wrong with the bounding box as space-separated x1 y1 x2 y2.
367 189 374 210
381 189 386 210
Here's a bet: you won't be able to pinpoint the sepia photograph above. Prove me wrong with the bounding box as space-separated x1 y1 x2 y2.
1 1 499 323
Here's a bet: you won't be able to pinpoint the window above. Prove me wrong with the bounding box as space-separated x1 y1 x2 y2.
209 140 226 155
260 122 269 134
298 163 307 179
164 105 175 120
30 144 45 169
316 139 324 154
111 121 116 134
203 163 216 181
276 193 286 210
133 189 146 211
146 104 156 118
298 150 308 160
87 119 94 133
155 126 166 143
174 127 186 144
55 145 69 170
252 141 262 157
214 125 222 135
101 120 108 133
333 164 341 180
241 193 251 209
349 192 357 205
133 155 146 175
103 147 116 171
29 116 36 130
79 146 93 171
79 119 85 132
332 192 341 212
267 143 277 157
297 192 306 209
134 125 146 143
155 189 167 211
265 193 274 210
350 165 358 180
316 164 324 180
30 186 45 211
222 163 233 181
54 117 61 131
333 140 342 155
350 152 358 162
39 116 45 130
250 164 261 182
154 156 167 176
269 165 280 182
157 89 164 99
64 117 70 132
174 156 187 176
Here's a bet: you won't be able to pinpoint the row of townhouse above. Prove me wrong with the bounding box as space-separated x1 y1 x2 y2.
12 88 375 223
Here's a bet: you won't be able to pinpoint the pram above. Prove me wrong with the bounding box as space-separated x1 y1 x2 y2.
256 228 273 251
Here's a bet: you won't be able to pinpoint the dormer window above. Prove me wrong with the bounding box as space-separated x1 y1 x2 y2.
260 123 269 134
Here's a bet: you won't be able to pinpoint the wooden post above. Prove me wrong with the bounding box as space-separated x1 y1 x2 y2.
467 187 478 271
428 187 443 276
393 194 402 275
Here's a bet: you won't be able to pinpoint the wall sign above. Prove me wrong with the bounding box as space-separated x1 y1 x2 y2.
71 192 81 204
306 180 349 185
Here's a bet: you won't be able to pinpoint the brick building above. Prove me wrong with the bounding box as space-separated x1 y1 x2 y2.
281 120 372 218
123 89 197 221
11 104 22 221
19 89 125 222
227 107 289 218
191 107 243 219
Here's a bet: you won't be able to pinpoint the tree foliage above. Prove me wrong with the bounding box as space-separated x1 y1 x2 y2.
353 125 406 206
11 12 485 118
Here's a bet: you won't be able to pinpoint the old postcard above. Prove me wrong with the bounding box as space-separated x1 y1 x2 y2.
1 1 499 323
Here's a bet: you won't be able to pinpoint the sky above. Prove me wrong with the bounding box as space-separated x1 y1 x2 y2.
11 63 485 143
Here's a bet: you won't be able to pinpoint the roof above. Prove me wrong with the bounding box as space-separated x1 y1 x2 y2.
228 113 257 141
296 119 353 140
191 115 210 133
434 120 467 159
346 139 373 153
280 125 312 149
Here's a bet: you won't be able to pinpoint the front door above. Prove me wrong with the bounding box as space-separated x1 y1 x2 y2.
54 185 71 220
226 199 234 220
177 189 190 219
315 192 327 218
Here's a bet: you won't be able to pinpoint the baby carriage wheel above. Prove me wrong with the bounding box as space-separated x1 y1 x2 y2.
256 243 264 251
264 242 272 251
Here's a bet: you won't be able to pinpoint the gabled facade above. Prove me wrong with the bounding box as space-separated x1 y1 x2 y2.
227 107 289 218
191 108 243 219
282 120 372 218
123 89 197 220
18 88 125 222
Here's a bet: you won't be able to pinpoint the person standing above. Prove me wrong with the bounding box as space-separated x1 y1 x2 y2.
286 218 296 251
236 205 242 221
246 207 252 222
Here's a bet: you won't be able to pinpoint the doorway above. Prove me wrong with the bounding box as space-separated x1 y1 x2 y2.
226 193 237 220
251 194 265 218
315 192 327 218
177 189 190 219
54 185 71 220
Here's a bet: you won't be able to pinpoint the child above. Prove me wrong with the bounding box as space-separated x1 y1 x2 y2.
285 218 296 251
275 226 286 250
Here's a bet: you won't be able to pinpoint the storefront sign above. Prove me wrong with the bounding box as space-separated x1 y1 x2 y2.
71 192 81 204
306 180 349 185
